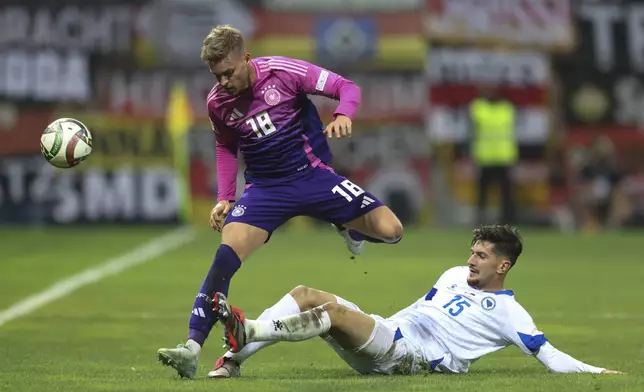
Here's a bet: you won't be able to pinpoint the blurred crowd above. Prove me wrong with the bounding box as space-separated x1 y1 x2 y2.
1 0 643 232
550 135 644 231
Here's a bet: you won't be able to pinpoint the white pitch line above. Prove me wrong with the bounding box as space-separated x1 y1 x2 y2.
0 226 197 328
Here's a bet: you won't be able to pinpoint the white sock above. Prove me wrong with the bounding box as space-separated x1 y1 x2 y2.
224 293 301 363
245 305 331 342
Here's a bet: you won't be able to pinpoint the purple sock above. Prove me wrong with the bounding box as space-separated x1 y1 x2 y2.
188 244 241 346
348 229 401 244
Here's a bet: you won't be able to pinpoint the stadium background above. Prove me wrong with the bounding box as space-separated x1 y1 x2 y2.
1 1 643 391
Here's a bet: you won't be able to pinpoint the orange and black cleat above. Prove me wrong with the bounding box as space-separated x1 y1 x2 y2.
213 292 247 353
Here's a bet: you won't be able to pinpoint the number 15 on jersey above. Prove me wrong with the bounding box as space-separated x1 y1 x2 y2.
443 295 471 316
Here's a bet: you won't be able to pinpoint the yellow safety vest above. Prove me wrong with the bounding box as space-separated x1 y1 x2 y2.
469 98 518 166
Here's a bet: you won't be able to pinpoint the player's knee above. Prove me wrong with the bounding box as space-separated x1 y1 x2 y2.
377 219 404 243
289 285 312 303
221 223 269 261
290 285 323 310
322 302 348 320
391 220 404 240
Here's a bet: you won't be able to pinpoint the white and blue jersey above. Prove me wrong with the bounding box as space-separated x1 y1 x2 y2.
386 267 602 374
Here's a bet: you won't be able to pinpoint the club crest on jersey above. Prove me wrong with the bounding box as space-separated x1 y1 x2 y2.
481 296 496 311
231 205 246 217
262 84 281 106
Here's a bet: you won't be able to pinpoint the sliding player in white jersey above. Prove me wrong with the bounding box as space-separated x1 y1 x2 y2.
208 225 622 377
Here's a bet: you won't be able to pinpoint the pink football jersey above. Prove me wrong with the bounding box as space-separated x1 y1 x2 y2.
207 56 360 201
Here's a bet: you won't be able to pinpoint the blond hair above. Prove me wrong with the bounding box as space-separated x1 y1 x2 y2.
200 25 245 64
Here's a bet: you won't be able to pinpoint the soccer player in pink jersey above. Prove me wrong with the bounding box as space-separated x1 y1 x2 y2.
157 25 403 379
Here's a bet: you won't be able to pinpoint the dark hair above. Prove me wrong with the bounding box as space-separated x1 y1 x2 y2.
471 225 523 267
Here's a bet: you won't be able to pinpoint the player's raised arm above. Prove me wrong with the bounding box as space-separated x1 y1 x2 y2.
301 63 360 121
277 57 360 117
506 305 621 374
263 57 360 138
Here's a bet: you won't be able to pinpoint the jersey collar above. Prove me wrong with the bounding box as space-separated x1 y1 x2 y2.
490 289 514 296
469 285 514 296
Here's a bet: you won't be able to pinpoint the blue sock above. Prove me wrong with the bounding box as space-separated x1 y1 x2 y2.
188 244 241 346
348 229 401 244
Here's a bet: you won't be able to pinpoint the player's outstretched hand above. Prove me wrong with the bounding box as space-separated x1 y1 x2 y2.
601 369 625 374
210 200 232 232
324 115 352 139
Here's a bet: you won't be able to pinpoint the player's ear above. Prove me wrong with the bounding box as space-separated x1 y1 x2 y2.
244 52 251 63
497 260 511 274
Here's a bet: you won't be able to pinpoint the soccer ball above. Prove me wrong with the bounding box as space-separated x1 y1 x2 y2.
40 118 93 168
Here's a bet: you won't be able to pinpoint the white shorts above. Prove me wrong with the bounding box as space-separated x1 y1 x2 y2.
323 296 423 375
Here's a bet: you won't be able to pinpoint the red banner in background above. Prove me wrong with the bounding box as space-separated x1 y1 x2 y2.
425 0 574 52
426 46 551 144
0 108 55 156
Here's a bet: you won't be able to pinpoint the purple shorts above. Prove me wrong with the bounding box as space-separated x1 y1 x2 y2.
224 166 384 236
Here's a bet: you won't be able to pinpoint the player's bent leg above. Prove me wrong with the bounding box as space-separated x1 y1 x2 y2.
304 168 401 255
214 292 376 352
343 206 404 244
209 286 360 378
208 285 325 379
290 285 371 343
290 285 339 311
209 287 304 378
323 302 376 351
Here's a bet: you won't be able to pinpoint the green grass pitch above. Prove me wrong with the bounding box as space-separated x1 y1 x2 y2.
0 226 642 391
